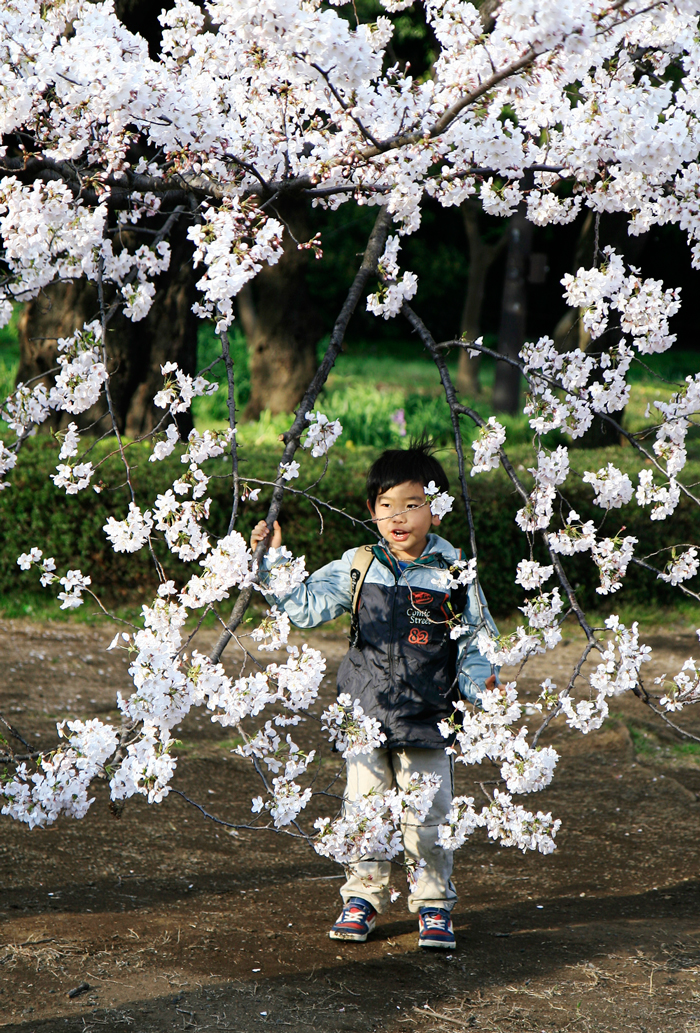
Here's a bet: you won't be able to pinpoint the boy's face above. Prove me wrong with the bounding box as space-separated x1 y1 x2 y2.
367 480 441 561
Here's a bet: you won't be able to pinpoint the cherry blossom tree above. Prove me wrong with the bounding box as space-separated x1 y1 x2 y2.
1 0 700 874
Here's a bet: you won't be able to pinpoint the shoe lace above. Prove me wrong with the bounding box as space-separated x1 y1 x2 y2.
340 904 369 923
421 911 449 931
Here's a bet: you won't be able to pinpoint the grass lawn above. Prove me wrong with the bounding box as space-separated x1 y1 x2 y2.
190 324 700 457
1 308 697 453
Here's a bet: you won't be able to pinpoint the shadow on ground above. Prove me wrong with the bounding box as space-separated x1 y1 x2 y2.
2 621 700 1032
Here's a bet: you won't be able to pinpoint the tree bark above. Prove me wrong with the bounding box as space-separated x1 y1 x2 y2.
492 205 533 414
242 198 322 420
456 201 507 397
17 225 199 436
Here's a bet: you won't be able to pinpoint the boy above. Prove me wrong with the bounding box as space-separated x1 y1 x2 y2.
251 442 498 949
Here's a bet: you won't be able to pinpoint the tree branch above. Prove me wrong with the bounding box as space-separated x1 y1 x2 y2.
208 205 392 664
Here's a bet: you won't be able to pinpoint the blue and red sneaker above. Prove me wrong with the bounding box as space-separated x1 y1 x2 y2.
329 898 377 942
418 907 456 949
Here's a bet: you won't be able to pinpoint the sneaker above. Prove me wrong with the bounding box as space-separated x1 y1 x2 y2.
329 898 377 942
418 907 456 949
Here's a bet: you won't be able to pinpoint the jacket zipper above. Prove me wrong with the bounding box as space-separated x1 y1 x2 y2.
388 576 396 688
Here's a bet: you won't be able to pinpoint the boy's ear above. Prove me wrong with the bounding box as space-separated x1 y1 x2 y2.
431 513 442 528
366 499 375 519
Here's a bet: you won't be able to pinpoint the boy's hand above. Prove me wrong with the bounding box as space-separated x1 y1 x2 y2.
485 674 497 691
251 519 282 552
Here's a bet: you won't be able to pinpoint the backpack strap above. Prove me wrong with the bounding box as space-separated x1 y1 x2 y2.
349 545 374 647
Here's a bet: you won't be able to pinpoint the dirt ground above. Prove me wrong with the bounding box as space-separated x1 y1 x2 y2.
2 616 700 1033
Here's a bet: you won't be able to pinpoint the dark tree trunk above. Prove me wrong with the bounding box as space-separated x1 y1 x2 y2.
492 205 533 414
17 226 199 436
456 201 507 397
242 198 322 420
122 229 199 438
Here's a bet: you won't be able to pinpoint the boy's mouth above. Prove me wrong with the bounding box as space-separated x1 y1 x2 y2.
389 529 410 542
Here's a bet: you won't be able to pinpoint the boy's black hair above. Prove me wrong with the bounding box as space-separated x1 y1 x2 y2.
366 438 450 508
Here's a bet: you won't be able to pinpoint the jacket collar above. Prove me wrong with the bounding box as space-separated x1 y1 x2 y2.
373 533 457 579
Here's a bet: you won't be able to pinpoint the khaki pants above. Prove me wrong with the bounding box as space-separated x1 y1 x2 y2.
340 747 457 914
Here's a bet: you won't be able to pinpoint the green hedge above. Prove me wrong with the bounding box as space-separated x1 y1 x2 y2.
2 437 699 616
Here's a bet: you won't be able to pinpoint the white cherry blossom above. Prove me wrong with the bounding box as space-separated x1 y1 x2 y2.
303 411 343 457
658 548 699 586
583 464 634 510
103 503 154 554
471 418 506 476
321 693 387 757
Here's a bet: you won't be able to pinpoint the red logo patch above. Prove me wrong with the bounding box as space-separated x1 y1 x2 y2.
412 591 433 606
408 628 429 645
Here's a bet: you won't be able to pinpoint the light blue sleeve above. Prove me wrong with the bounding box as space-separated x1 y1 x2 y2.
257 548 354 629
456 582 500 705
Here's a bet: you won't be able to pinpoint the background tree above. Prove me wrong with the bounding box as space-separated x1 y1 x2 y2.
455 201 507 397
238 198 322 419
492 205 533 414
18 225 198 436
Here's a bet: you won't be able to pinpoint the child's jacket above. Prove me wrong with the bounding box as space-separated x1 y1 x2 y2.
260 533 499 750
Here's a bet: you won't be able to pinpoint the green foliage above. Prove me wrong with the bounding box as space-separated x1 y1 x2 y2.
191 321 251 425
627 351 700 383
0 305 20 405
2 437 699 621
1 313 698 619
629 723 700 765
318 383 453 447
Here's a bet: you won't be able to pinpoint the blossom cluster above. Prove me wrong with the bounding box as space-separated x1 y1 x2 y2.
656 652 700 712
658 548 699 587
471 418 506 476
424 479 454 519
314 772 441 865
17 548 89 608
154 362 217 416
244 726 316 827
367 236 418 319
562 249 680 354
439 683 560 826
515 447 569 533
321 693 387 758
431 557 477 592
2 322 107 442
553 616 653 734
303 411 343 458
437 790 561 856
188 201 284 332
250 607 291 652
546 508 637 596
591 534 638 595
1 718 118 828
582 464 633 511
636 470 681 521
262 547 309 597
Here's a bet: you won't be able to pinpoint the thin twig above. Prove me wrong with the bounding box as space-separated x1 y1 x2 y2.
0 714 32 753
219 330 240 534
